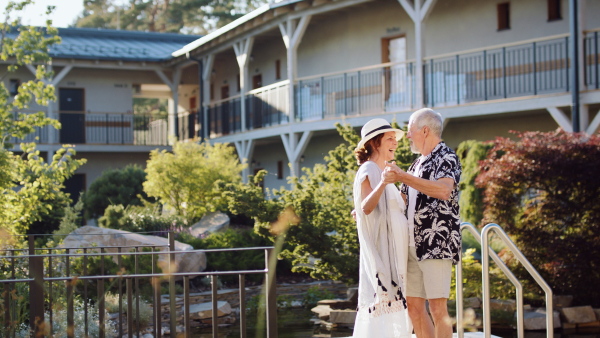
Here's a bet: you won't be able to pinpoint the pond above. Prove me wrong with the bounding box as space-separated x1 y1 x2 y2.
190 308 600 338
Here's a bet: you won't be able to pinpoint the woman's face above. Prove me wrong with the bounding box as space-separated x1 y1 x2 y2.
376 131 398 162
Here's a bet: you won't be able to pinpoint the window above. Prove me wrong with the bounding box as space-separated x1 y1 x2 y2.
497 2 510 31
275 59 281 80
236 74 241 92
8 79 20 95
547 0 561 21
277 160 284 179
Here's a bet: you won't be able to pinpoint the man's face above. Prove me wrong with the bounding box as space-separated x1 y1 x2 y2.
407 121 424 154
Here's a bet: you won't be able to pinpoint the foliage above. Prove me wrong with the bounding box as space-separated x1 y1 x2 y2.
476 129 600 306
185 227 273 284
221 122 416 283
82 165 151 219
144 141 245 223
103 292 153 330
0 3 85 240
74 0 268 34
301 285 336 308
48 198 84 245
98 203 188 234
456 140 493 226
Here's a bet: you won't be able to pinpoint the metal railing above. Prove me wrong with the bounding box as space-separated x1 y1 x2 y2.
455 222 554 338
204 32 600 138
1 234 277 338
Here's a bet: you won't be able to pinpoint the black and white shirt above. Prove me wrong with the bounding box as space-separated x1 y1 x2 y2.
401 142 462 264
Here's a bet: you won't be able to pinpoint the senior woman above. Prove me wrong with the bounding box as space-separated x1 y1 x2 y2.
352 118 412 337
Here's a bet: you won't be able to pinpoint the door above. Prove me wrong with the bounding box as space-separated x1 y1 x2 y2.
59 88 85 143
382 36 407 107
64 173 86 205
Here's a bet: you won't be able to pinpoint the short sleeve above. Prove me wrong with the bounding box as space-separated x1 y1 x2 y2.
356 161 381 190
433 152 461 185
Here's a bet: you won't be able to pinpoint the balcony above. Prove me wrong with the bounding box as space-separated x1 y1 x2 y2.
10 111 169 147
204 32 600 138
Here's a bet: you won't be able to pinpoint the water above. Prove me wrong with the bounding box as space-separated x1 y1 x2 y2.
189 308 600 338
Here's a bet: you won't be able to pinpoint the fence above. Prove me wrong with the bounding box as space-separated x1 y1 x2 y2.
0 234 277 338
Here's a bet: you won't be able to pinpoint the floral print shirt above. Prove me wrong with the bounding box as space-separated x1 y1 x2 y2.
401 141 462 264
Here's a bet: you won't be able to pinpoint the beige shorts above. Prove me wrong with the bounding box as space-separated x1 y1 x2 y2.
406 246 452 299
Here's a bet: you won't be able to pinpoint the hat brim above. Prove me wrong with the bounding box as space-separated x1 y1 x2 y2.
355 128 404 151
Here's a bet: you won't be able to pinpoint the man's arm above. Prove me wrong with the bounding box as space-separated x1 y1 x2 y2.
384 163 454 201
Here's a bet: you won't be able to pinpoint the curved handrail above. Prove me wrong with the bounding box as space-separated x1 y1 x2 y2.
481 223 554 338
457 222 524 338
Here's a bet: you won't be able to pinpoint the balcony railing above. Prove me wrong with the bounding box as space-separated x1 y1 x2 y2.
204 33 600 138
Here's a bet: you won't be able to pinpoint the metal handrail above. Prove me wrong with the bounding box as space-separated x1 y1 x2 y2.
481 223 554 338
456 222 524 338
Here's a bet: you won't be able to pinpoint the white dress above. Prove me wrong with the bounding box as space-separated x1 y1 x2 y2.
352 161 412 338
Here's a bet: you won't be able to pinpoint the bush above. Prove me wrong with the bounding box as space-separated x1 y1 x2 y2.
98 204 188 234
186 227 275 284
83 165 150 220
477 129 600 306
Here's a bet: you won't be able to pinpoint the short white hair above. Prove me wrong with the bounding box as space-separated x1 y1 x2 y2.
410 108 443 137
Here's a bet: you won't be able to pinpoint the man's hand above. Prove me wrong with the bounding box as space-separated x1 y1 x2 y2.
384 161 404 182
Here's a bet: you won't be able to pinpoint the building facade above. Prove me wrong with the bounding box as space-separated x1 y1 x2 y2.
5 0 600 195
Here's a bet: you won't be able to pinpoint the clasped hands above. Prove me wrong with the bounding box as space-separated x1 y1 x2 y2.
382 161 405 184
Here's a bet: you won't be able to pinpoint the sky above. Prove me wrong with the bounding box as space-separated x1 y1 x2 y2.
0 0 87 28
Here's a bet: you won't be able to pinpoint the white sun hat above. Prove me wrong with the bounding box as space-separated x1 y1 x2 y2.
355 118 404 151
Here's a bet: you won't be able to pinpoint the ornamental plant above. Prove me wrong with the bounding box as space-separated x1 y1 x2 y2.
476 129 600 306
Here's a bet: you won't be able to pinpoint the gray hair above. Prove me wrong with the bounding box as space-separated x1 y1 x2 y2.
410 108 443 137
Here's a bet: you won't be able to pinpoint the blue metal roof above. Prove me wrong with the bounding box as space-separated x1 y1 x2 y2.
50 27 201 62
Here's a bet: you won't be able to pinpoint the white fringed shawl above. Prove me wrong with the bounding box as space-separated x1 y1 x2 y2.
353 161 409 317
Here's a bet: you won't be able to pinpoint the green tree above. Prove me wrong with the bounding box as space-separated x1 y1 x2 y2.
476 129 600 306
0 1 85 240
222 122 416 283
456 140 493 226
82 164 150 219
75 0 267 34
143 141 245 223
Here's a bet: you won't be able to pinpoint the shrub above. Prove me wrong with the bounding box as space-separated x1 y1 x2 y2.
477 129 600 306
83 165 150 220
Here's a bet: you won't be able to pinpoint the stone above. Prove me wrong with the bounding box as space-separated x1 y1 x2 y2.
190 211 230 237
553 295 573 309
522 308 561 330
489 299 516 313
61 225 206 279
329 309 356 325
188 301 232 320
347 287 358 304
578 320 600 328
561 306 596 324
311 304 332 320
594 308 600 321
464 297 481 309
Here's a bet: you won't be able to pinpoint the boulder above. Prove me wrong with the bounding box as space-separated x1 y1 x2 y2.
190 212 230 238
329 309 356 326
311 304 332 320
317 299 354 310
553 295 573 309
187 301 232 320
464 297 482 309
490 299 516 313
561 306 597 324
522 308 561 330
62 225 206 279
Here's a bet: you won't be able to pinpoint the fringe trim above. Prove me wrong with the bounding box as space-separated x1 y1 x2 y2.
362 292 407 318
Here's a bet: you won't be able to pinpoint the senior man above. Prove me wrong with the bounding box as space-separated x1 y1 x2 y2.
384 108 462 338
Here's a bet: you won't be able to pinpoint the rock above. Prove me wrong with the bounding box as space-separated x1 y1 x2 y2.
594 308 600 321
187 301 232 320
190 212 230 237
561 306 596 324
62 225 206 279
347 287 358 304
329 309 356 326
522 308 561 330
490 299 516 313
553 295 573 309
464 297 481 309
311 304 332 320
